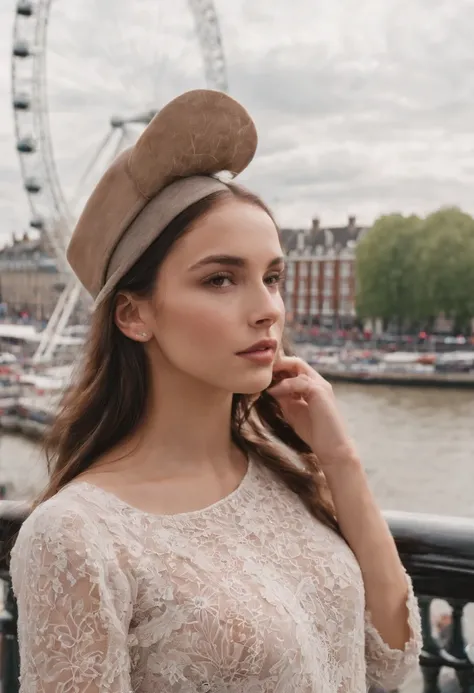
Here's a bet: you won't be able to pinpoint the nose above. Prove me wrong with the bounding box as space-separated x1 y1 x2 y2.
247 284 283 327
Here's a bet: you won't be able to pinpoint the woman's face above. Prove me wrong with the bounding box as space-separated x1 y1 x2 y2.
147 197 286 394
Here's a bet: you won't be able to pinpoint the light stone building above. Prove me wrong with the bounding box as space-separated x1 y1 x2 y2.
0 233 67 320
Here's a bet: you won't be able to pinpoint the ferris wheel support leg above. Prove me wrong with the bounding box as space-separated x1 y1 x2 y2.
32 277 76 363
42 281 82 362
33 281 71 362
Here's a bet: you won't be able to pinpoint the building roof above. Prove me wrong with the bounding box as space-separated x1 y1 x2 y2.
0 233 45 257
279 227 304 253
280 216 368 255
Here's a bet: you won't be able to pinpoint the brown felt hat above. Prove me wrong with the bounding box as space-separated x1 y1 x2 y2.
66 89 258 307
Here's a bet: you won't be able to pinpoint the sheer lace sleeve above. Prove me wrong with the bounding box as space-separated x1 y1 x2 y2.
10 501 134 693
365 573 422 691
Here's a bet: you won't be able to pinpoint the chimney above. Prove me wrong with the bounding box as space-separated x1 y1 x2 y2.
296 230 306 252
348 215 356 230
312 217 320 232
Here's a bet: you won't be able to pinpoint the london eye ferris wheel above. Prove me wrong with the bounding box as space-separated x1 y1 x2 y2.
11 0 228 359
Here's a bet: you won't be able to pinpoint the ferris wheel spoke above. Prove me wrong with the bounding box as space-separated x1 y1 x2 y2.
124 129 137 147
109 129 128 162
68 128 115 212
71 127 132 215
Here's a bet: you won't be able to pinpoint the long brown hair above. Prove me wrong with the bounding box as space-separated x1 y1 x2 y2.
38 184 338 532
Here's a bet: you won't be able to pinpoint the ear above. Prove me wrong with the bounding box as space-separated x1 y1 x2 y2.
114 291 152 343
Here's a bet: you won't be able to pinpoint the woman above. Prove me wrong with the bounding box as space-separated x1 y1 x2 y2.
11 90 421 692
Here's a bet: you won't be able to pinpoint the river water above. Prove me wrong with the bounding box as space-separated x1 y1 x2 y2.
1 381 472 516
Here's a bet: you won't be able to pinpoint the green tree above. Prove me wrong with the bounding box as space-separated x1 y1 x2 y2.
415 207 474 332
355 214 421 331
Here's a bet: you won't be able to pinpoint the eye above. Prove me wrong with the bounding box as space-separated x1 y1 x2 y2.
204 272 234 288
265 270 286 286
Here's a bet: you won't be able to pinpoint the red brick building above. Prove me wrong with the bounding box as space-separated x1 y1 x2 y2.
280 216 367 328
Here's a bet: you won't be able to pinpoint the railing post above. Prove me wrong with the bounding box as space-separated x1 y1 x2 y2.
0 577 19 693
444 602 474 693
0 502 28 693
419 597 442 693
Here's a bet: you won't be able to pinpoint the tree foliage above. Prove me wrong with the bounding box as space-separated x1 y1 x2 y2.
355 207 474 330
415 208 474 329
355 214 421 326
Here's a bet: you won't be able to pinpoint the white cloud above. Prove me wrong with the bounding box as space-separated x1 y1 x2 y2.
1 0 474 245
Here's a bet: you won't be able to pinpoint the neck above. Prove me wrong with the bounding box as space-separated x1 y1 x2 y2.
122 354 244 480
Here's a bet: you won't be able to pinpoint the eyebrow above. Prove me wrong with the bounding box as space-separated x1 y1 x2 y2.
189 254 286 271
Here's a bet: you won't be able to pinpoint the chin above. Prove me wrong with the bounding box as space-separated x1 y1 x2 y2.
231 372 273 396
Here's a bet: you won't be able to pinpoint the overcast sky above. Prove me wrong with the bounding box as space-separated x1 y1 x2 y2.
1 0 474 244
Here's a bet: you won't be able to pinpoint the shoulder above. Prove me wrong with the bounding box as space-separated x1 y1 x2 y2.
10 487 134 605
14 485 99 541
10 485 121 576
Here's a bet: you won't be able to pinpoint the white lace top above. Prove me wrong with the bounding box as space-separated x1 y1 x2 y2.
11 457 421 693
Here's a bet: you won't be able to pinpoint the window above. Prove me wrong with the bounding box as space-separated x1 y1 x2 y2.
307 273 318 293
322 299 332 314
325 262 334 277
340 261 351 278
339 281 351 297
285 277 294 293
339 299 354 315
299 262 308 278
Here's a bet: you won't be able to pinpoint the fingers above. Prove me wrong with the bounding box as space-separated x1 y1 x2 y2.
272 355 330 389
269 360 332 404
273 355 314 377
267 373 316 400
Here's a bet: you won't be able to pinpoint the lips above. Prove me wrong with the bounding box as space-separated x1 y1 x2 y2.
237 339 278 355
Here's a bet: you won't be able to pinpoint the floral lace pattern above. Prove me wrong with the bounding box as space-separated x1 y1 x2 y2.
11 458 421 692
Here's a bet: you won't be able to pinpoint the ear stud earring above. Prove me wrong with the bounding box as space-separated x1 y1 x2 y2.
137 332 148 339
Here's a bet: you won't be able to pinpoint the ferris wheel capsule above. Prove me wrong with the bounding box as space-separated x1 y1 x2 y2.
13 39 31 58
13 93 31 111
30 216 45 230
24 177 41 194
16 136 36 154
16 0 34 17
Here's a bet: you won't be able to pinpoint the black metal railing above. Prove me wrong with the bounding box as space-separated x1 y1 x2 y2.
387 511 474 692
0 503 473 693
0 502 26 693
